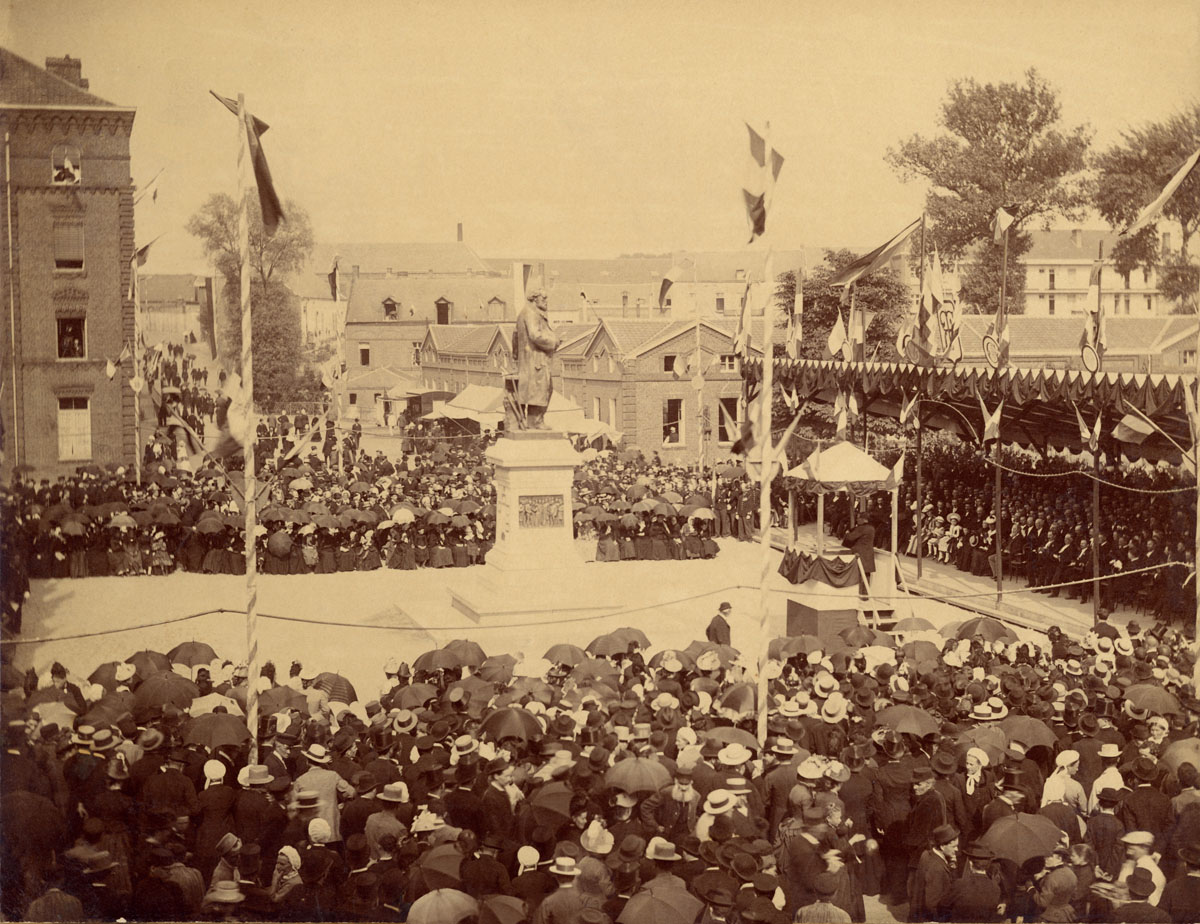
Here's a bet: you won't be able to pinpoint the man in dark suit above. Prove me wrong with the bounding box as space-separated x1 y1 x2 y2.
1121 758 1173 852
909 824 959 922
841 520 876 586
946 842 1001 922
1158 843 1200 923
1111 867 1172 922
706 602 732 647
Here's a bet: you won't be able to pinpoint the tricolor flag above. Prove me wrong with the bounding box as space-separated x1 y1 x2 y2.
133 168 163 207
127 238 157 301
986 296 1010 368
978 396 1003 444
211 91 286 236
990 204 1018 242
742 122 784 243
327 256 340 301
785 259 804 359
899 392 920 429
828 218 922 289
847 306 877 363
1079 262 1106 365
733 283 753 360
827 310 848 360
659 264 686 311
1111 412 1154 445
883 453 905 491
1122 145 1200 238
1073 403 1102 453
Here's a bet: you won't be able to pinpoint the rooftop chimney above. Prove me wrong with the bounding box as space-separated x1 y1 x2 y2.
457 222 463 243
45 56 88 89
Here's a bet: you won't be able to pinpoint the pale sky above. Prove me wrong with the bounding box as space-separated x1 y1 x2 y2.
7 0 1199 274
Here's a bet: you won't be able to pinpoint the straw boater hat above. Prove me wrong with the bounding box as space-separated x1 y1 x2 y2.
703 789 735 815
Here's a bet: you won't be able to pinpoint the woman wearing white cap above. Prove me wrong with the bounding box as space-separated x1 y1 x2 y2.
194 760 237 883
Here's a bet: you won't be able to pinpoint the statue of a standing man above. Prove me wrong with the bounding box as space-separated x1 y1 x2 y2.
509 287 560 430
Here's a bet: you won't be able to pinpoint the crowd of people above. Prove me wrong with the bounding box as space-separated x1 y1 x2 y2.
3 608 1200 922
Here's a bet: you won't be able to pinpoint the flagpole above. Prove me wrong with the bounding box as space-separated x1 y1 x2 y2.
132 261 143 487
1193 284 1199 700
756 243 777 745
695 257 705 473
1091 242 1104 624
237 93 261 765
915 404 923 579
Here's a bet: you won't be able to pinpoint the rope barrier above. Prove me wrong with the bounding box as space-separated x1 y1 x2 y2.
4 560 1187 647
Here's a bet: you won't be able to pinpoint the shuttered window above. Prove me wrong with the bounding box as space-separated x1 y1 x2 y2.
57 397 92 460
54 222 84 270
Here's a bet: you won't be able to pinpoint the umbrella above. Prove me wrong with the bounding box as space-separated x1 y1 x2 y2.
183 712 250 749
618 887 703 924
407 888 477 924
304 501 331 515
893 616 935 632
493 678 557 709
87 661 126 692
779 634 825 657
649 649 696 672
528 780 574 827
258 685 307 715
544 643 588 666
688 507 715 520
1 792 69 860
443 639 487 669
167 641 218 668
901 640 941 663
840 625 894 648
390 507 416 525
479 895 526 924
719 683 756 715
415 843 464 889
998 715 1058 750
717 464 745 480
313 672 357 705
414 648 463 673
684 492 712 507
444 676 494 711
1161 737 1200 772
957 724 1009 766
606 756 671 794
481 706 543 742
457 499 481 514
651 502 676 516
126 650 171 677
571 658 620 683
426 510 451 525
626 484 649 500
608 627 651 649
660 490 684 504
396 683 439 710
349 481 372 494
133 671 199 718
196 518 224 534
586 633 627 658
979 812 1065 865
478 655 517 684
956 617 1017 644
703 726 761 752
108 513 137 529
683 640 740 668
314 514 341 529
1124 683 1182 716
260 506 289 522
876 704 940 737
61 519 86 536
32 700 80 730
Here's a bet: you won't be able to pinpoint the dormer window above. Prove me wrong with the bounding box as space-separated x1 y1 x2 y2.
382 297 398 320
435 298 451 325
51 145 81 186
735 269 746 281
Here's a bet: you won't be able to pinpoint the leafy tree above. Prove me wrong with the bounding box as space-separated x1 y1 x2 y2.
887 69 1091 315
1092 104 1200 312
186 194 315 406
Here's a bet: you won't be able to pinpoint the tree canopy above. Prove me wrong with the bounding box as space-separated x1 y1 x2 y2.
1092 104 1200 313
887 68 1091 315
185 193 314 288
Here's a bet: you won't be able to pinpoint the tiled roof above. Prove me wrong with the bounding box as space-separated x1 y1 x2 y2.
0 49 122 108
344 277 515 325
598 319 678 354
958 315 1189 356
1023 230 1120 262
345 367 420 391
310 242 494 278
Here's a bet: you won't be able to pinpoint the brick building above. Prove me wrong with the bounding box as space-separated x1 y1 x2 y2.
138 274 220 346
419 316 760 463
1 51 136 476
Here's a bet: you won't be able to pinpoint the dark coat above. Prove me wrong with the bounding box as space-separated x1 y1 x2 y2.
946 869 1001 922
841 523 876 575
910 848 955 922
514 304 559 407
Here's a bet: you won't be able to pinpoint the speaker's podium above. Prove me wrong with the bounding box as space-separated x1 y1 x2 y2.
784 549 898 644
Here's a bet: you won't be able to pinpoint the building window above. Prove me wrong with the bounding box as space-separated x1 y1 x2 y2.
1123 273 1130 290
57 318 85 359
1112 294 1120 312
662 398 683 445
1146 296 1153 313
717 397 739 443
1048 270 1055 290
719 353 736 371
349 392 357 405
436 300 451 325
1183 349 1196 365
1142 267 1151 284
715 293 725 313
662 355 676 373
664 297 672 308
1048 296 1055 316
383 298 398 320
57 396 91 461
1124 295 1131 314
621 292 629 308
592 355 600 373
609 397 618 428
592 396 601 420
51 144 81 186
360 346 370 366
53 222 84 271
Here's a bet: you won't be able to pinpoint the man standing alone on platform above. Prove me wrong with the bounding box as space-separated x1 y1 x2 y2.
706 602 732 646
841 517 875 592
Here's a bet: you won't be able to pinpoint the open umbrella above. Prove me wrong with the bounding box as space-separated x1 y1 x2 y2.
840 626 894 648
88 661 127 692
618 887 703 924
979 812 1064 865
313 672 357 705
528 780 574 827
776 635 825 658
126 650 171 677
901 640 941 664
481 706 543 742
183 712 250 749
703 726 761 752
478 655 517 684
443 639 487 669
956 617 1017 644
876 704 940 737
893 616 935 633
1124 684 1182 716
479 895 526 924
544 643 588 666
957 724 1009 766
414 648 463 673
719 682 757 715
608 627 651 649
586 633 627 658
444 676 494 713
415 844 464 890
1161 737 1200 772
683 640 740 668
571 658 620 684
167 641 218 668
395 683 439 710
407 889 476 924
133 671 199 718
258 685 307 715
998 715 1058 750
267 531 292 556
606 756 671 794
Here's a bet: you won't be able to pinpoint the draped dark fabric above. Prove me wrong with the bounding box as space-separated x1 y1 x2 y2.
778 547 861 587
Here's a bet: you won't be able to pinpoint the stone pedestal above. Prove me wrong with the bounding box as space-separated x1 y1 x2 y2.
449 431 616 622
